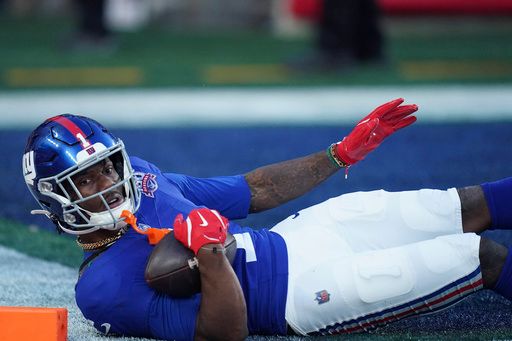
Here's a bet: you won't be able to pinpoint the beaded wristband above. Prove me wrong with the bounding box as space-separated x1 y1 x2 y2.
326 143 349 168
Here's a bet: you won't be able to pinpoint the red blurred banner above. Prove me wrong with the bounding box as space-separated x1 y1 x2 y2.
381 0 512 14
290 0 512 19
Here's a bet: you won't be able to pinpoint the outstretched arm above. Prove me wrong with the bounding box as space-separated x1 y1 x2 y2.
245 151 338 212
245 98 418 213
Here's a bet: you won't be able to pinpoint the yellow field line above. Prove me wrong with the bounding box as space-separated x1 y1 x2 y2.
203 64 289 84
5 67 143 87
400 60 512 80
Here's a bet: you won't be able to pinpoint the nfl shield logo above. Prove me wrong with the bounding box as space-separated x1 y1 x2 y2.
315 290 330 304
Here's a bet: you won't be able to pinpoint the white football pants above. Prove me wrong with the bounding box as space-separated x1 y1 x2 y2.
271 188 482 335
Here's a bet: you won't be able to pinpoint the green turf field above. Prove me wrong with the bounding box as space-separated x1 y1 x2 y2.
0 218 82 267
1 15 512 89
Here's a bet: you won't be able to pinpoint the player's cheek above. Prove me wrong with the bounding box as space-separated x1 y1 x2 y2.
79 192 102 211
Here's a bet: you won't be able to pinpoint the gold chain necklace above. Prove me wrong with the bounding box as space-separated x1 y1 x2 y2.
76 229 125 251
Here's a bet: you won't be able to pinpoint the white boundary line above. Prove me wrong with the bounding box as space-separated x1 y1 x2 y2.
1 85 511 128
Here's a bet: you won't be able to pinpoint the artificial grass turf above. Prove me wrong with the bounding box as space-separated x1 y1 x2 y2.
1 15 512 89
0 218 82 268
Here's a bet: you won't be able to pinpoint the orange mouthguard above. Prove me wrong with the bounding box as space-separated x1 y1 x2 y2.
121 210 170 245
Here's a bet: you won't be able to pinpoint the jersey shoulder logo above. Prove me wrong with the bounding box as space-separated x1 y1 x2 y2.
134 172 158 198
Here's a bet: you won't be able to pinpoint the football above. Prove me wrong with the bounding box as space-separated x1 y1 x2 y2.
145 231 237 297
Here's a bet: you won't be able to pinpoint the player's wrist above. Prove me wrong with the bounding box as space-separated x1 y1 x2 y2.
197 244 229 268
326 143 350 169
198 243 226 255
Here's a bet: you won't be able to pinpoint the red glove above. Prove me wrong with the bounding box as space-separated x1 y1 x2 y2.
173 208 228 255
333 98 418 166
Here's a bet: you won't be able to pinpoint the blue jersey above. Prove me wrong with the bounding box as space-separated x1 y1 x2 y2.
75 157 289 340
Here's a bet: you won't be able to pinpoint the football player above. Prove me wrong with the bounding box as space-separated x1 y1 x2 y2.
23 99 512 340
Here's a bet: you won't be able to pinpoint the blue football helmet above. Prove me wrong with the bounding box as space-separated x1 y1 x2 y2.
23 114 141 235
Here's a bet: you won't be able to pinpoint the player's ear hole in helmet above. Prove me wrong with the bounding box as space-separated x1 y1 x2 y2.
23 114 141 235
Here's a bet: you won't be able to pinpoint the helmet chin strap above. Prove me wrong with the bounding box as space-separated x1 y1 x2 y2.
31 209 52 218
58 197 134 235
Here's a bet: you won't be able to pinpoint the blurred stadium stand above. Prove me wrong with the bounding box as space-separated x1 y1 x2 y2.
6 0 512 29
0 0 511 84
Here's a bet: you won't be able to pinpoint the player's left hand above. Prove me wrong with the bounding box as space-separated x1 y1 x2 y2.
173 208 228 255
331 98 418 166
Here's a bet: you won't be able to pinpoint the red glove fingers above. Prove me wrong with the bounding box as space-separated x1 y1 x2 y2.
331 99 418 167
392 114 417 131
381 104 418 126
359 98 404 123
173 208 228 255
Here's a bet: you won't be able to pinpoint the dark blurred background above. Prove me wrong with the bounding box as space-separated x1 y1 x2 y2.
1 0 512 88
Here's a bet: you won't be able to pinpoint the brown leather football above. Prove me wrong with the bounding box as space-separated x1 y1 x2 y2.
145 231 237 297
